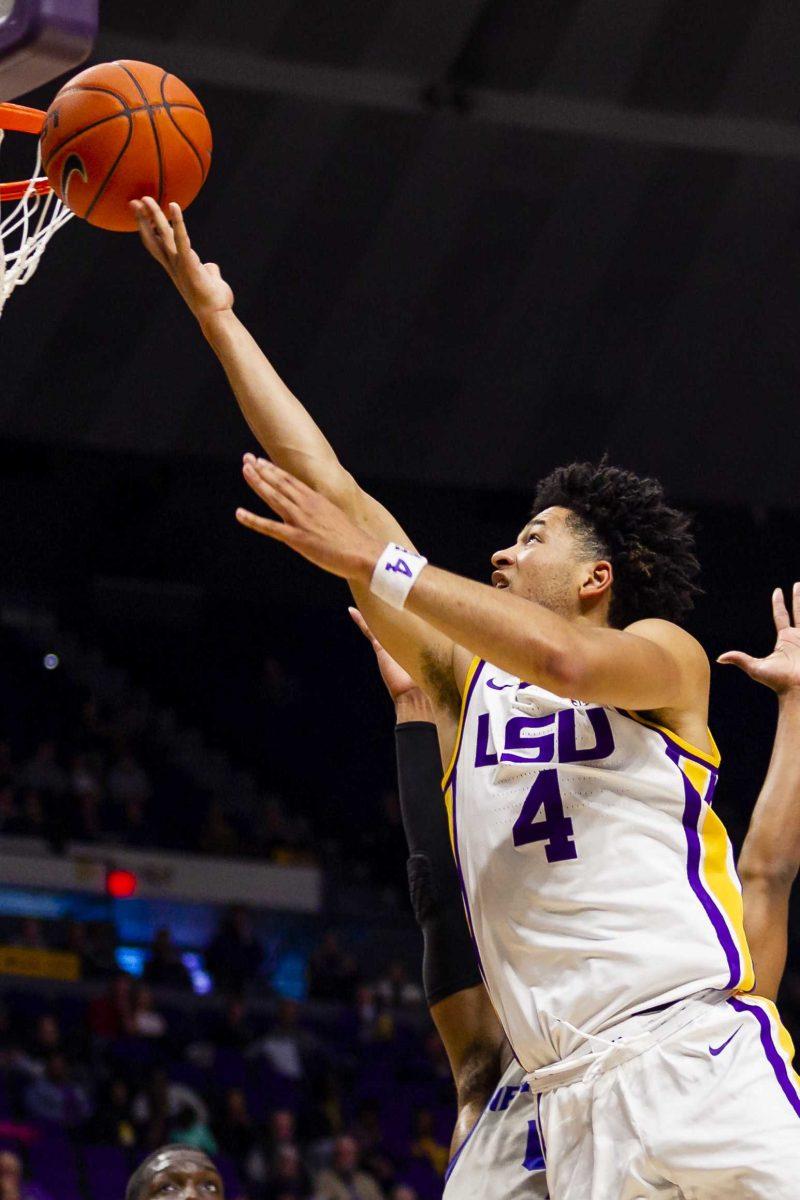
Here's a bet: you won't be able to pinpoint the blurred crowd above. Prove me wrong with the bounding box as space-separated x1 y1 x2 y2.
0 955 448 1200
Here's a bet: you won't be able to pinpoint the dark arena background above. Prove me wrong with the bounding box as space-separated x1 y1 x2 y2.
0 2 799 1198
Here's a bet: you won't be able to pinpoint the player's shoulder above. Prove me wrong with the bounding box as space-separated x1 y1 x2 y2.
624 618 709 678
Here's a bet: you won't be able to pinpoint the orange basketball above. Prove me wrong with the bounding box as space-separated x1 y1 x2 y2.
39 60 212 233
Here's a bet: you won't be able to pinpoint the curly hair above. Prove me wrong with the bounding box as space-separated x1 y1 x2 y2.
531 461 701 629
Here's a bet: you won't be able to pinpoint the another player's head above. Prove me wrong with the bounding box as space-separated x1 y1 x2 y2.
125 1146 223 1200
491 461 700 629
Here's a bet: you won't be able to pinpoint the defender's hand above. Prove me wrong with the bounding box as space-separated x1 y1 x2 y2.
131 198 234 325
718 585 800 694
349 607 425 705
236 455 380 581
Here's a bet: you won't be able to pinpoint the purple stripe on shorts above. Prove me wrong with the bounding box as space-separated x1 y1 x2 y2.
728 997 800 1119
536 1093 547 1165
670 745 741 989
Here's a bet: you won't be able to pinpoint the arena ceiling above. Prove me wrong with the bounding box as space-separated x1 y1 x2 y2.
0 0 798 507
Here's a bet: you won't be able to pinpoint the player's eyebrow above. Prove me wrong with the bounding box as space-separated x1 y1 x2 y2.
518 518 547 541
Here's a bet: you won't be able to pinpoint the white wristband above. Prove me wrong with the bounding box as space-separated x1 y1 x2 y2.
370 543 429 610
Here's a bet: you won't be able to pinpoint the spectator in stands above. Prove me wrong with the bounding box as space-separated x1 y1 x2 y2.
374 961 423 1010
69 753 104 841
89 971 134 1038
247 1000 316 1085
205 907 264 995
15 1012 63 1078
246 1110 308 1197
144 927 192 991
0 1151 52 1200
170 1103 219 1157
263 1144 315 1200
390 1187 417 1200
133 1068 209 1150
18 742 67 799
410 1109 448 1177
316 1136 382 1200
214 998 254 1051
307 933 360 1004
90 1076 137 1148
24 1051 92 1128
131 985 168 1039
216 1088 255 1160
107 751 152 809
198 801 240 857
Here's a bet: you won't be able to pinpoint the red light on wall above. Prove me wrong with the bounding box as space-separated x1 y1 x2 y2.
106 868 138 899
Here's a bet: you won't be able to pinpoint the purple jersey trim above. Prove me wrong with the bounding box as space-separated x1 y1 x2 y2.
615 709 720 780
443 659 486 792
728 997 800 1119
670 745 741 990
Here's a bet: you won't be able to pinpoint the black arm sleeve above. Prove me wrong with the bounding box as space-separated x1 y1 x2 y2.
395 721 482 1006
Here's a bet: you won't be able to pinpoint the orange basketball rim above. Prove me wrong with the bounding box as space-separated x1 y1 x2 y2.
0 102 52 200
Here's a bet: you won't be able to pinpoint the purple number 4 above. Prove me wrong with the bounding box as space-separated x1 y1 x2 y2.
512 770 577 863
385 558 413 578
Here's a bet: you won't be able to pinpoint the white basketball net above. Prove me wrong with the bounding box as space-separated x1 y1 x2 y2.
0 130 73 317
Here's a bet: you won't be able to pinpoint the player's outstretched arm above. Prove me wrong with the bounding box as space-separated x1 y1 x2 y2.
131 198 407 539
721 585 800 1002
133 199 464 724
351 609 507 1155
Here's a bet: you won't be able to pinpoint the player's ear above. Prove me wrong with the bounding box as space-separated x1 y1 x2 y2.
579 560 613 602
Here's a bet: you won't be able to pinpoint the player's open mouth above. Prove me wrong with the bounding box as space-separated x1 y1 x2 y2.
492 572 510 589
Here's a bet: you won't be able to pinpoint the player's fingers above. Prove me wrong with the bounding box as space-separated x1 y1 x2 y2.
142 196 177 256
348 607 380 649
772 587 790 632
252 458 310 506
242 461 301 522
235 508 293 542
205 262 222 278
169 203 192 254
717 651 759 673
793 581 800 628
132 203 170 268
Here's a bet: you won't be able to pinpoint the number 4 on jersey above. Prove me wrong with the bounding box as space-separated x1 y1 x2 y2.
512 770 578 863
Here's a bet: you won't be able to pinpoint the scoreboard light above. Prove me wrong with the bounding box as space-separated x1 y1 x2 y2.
106 868 138 899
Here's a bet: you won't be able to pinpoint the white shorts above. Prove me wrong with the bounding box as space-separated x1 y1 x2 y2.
444 1060 548 1199
538 991 800 1200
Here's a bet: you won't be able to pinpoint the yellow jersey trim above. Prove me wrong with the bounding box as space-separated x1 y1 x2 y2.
621 709 721 767
441 656 483 792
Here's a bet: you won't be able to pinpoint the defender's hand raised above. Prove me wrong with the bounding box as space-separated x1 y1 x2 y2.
130 198 233 325
718 585 800 694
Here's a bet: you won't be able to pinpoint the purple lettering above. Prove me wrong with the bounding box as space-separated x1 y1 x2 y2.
512 771 577 863
557 707 614 763
500 715 555 765
474 713 499 767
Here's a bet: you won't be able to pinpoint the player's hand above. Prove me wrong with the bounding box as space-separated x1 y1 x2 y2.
236 455 381 581
131 198 234 325
349 607 425 702
718 585 800 694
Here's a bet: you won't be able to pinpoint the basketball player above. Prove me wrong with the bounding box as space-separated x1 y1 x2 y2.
133 198 800 1196
353 589 800 1199
125 1145 223 1200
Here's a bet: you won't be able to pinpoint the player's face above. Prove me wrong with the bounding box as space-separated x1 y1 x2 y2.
491 506 591 616
144 1152 224 1200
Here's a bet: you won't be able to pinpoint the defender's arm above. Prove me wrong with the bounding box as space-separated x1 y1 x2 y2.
352 611 506 1153
722 586 800 1001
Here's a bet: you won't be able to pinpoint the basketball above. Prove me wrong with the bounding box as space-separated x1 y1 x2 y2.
39 59 212 233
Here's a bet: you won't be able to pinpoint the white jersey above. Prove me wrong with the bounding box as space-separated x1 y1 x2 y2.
443 658 754 1073
444 1060 547 1200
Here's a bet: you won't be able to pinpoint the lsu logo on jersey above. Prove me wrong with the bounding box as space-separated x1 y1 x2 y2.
474 705 615 770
